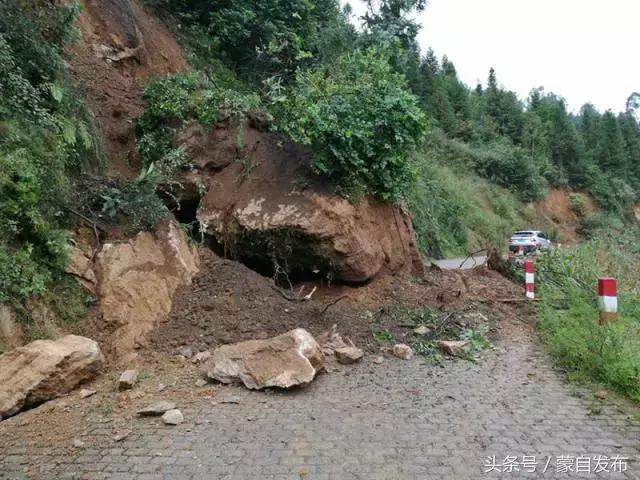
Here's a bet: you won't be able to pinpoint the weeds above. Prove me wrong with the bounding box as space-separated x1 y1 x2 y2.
537 228 640 401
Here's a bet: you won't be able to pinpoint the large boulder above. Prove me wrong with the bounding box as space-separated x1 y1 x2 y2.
192 121 423 283
95 219 199 358
203 329 324 389
0 335 104 419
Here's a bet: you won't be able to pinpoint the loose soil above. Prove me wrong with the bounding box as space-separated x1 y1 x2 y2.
68 0 189 177
149 249 534 353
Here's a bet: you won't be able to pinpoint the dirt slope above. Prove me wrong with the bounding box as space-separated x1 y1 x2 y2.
529 188 597 243
67 0 189 176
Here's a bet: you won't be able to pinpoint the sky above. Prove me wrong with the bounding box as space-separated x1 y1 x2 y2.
345 0 639 113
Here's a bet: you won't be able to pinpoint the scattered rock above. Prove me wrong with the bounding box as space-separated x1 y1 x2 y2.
162 409 184 425
113 430 131 442
319 328 349 355
334 347 364 365
203 328 324 389
175 346 193 359
73 439 85 448
0 335 104 419
118 370 138 391
137 401 176 416
79 389 97 399
437 340 470 357
220 396 241 404
195 379 208 388
157 383 167 393
373 355 384 365
413 325 431 335
191 351 212 364
392 344 413 360
595 390 608 400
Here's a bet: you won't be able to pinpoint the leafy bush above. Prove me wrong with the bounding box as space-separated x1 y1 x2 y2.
144 0 344 83
136 72 261 179
537 234 640 400
0 2 101 310
276 48 427 200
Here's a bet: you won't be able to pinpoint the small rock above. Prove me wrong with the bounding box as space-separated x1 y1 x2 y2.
220 396 241 404
137 401 176 416
73 439 85 448
373 355 384 364
175 346 193 359
79 389 96 399
595 390 608 400
334 347 364 364
156 383 167 393
113 430 131 442
413 325 431 335
162 409 184 425
191 351 212 364
118 370 138 391
437 340 469 357
392 344 413 360
195 379 208 388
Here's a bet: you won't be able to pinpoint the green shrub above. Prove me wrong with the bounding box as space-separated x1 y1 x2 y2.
0 1 103 312
136 72 261 180
569 192 587 216
276 48 427 200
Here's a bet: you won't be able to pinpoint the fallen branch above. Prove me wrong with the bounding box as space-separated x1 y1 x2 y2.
459 248 489 269
320 295 351 314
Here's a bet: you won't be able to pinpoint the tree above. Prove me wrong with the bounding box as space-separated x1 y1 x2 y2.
278 48 427 200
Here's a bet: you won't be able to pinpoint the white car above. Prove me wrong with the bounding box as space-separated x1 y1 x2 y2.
509 230 552 254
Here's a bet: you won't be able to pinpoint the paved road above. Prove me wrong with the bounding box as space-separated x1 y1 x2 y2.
432 255 488 270
1 318 639 479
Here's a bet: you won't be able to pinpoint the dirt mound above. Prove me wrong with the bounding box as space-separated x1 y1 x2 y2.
150 249 530 353
529 188 597 243
67 0 189 176
186 120 423 283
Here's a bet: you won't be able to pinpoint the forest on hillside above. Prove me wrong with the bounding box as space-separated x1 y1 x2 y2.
2 0 640 313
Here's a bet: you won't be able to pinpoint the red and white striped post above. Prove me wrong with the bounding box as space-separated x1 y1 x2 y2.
598 277 618 324
524 259 535 299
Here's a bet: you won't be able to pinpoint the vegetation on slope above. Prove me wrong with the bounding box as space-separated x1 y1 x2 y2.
0 1 101 315
537 227 640 400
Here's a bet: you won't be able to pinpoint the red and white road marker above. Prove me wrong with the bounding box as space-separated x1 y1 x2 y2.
524 259 535 299
598 277 618 323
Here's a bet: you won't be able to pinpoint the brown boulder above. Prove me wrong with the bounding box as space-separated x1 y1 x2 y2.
0 335 104 419
95 219 199 358
203 329 324 389
191 121 423 283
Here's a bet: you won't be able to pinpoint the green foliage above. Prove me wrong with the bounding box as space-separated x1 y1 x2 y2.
145 0 345 83
569 193 587 216
276 48 427 200
0 1 101 309
408 133 537 258
136 72 261 179
537 232 640 400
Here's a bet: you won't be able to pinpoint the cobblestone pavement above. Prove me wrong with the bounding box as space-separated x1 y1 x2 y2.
2 319 639 480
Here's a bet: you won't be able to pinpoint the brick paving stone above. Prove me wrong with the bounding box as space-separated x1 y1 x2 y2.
1 322 639 479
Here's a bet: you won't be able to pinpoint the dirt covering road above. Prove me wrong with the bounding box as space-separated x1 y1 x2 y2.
1 311 639 479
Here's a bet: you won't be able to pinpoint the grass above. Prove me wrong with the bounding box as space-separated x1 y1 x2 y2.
537 230 640 401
